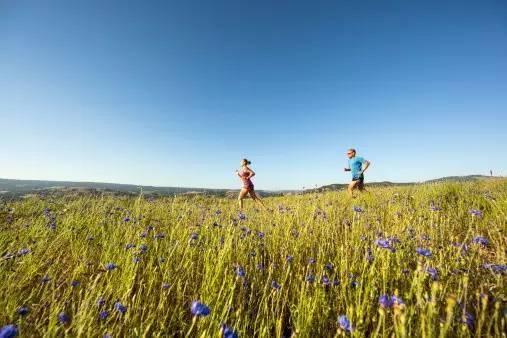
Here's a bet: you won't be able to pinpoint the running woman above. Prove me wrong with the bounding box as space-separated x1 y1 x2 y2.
236 158 267 210
344 148 371 197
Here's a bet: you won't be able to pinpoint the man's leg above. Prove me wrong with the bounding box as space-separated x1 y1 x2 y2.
348 180 359 197
357 179 365 192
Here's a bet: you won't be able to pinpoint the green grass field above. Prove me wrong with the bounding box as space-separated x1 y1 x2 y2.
1 179 506 337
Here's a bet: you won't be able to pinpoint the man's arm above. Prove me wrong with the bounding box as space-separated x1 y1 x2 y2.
361 160 371 174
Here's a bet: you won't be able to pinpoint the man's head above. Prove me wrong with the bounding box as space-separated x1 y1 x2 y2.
346 148 356 159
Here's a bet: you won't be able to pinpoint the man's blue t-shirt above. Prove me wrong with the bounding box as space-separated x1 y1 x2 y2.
348 156 364 179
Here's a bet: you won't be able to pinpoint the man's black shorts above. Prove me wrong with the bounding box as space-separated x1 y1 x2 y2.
352 175 364 184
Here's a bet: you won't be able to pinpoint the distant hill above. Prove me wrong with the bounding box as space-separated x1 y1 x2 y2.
423 175 493 183
314 175 496 192
0 175 498 199
0 178 296 199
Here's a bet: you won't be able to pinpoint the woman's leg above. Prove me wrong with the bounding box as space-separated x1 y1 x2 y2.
238 188 249 210
248 189 268 210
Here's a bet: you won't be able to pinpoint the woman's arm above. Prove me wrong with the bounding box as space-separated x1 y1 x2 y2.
246 167 255 178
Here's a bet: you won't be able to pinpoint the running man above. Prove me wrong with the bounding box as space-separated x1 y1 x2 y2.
344 148 371 197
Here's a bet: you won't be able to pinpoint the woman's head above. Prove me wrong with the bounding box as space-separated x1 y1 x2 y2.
241 158 251 166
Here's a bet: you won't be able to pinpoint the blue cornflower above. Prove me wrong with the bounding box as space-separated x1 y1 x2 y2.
285 255 294 263
379 295 404 308
99 311 109 320
220 323 238 338
48 220 57 230
123 217 130 222
338 315 352 332
16 306 29 316
0 325 18 338
71 280 80 287
416 248 432 257
308 258 316 264
483 264 507 274
305 275 315 283
162 283 170 289
97 297 106 306
235 266 246 277
105 263 117 271
468 209 483 217
132 257 141 264
154 233 165 239
425 267 439 280
190 301 210 317
257 231 265 239
190 233 199 241
379 294 393 308
271 280 281 290
58 312 70 325
238 212 247 220
374 238 395 252
324 263 334 271
353 206 364 213
17 248 31 256
125 243 135 250
114 302 127 314
139 244 148 253
472 236 489 247
321 276 330 286
40 275 51 284
462 312 475 330
139 231 148 238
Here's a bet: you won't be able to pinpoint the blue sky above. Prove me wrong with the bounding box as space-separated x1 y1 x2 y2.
1 0 506 190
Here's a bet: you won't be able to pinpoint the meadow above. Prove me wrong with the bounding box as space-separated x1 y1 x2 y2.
1 179 506 337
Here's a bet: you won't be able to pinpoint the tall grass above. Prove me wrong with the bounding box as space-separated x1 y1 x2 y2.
1 179 506 337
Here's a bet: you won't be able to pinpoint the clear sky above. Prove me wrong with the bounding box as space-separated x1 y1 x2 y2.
1 0 506 190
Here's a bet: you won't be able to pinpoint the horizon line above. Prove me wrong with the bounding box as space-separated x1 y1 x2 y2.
0 174 499 192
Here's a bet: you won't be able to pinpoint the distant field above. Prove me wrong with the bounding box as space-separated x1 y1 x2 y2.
1 179 506 337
